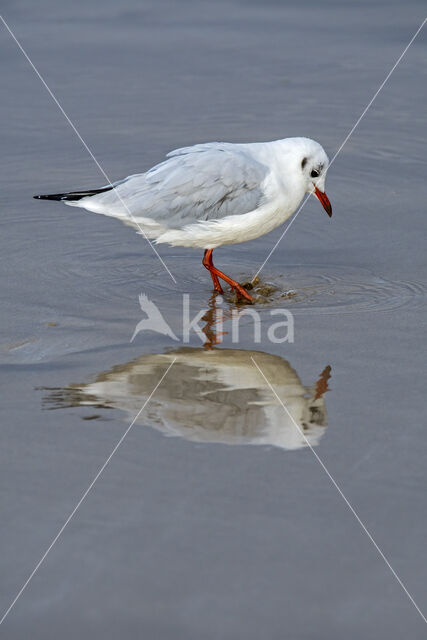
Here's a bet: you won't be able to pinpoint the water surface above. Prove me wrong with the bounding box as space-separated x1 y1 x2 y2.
1 1 426 638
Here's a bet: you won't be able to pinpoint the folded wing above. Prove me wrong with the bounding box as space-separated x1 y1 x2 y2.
71 142 268 229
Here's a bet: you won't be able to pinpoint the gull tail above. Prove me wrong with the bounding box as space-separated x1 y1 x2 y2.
33 186 113 202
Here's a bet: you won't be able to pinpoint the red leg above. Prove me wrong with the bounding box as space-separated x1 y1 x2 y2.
203 250 223 293
202 249 253 303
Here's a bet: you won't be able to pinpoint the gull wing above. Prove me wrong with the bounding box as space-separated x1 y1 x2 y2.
80 142 268 228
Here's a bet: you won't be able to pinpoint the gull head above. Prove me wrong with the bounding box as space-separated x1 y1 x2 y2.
294 138 332 217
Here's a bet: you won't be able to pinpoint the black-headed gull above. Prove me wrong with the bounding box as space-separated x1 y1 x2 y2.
35 137 332 302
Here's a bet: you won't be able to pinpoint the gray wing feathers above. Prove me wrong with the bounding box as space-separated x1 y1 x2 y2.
88 143 267 228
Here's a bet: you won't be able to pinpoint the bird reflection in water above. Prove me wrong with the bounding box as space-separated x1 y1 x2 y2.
201 292 228 347
44 295 331 451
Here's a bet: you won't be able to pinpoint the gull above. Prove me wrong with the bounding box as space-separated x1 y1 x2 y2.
34 137 332 302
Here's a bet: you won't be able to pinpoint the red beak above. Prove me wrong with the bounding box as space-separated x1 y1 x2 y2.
314 186 332 217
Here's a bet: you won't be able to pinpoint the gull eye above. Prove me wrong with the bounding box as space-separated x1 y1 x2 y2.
311 169 320 178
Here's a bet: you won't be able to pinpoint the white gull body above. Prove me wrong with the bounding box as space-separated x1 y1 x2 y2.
63 137 330 249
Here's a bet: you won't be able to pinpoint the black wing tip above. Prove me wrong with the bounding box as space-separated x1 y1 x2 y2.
33 193 79 201
33 194 63 200
33 186 113 202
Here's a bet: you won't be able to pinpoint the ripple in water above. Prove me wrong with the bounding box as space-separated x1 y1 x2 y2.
142 258 427 315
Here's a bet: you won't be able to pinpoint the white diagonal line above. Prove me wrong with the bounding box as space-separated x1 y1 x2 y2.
251 356 427 626
251 195 310 282
252 17 427 281
0 358 177 627
329 17 426 164
0 14 177 284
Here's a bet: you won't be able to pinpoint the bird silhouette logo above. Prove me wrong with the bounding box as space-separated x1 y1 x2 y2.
131 294 179 342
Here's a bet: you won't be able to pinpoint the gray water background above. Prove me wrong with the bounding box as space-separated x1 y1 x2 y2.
1 1 426 638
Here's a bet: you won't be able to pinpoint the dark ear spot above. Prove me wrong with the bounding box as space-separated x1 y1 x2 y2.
301 157 307 169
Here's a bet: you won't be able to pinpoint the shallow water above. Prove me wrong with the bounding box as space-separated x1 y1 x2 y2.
1 1 427 638
42 347 331 450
